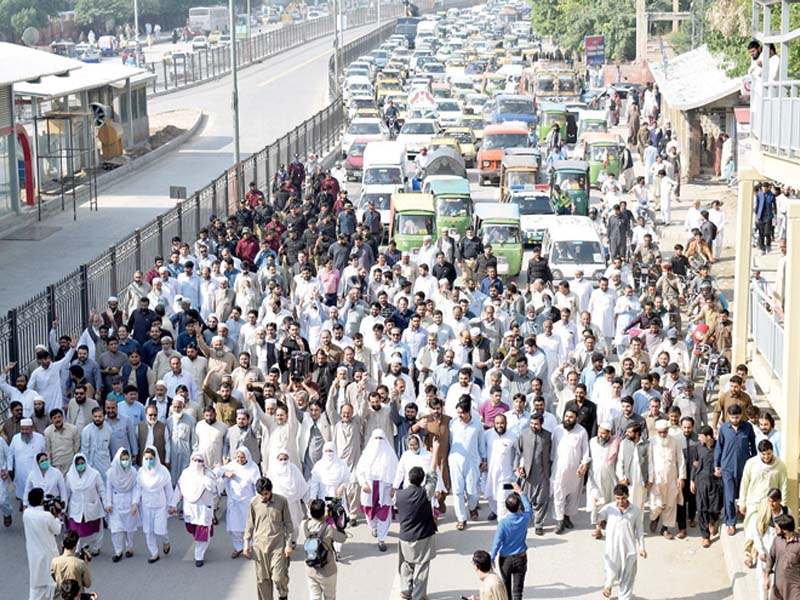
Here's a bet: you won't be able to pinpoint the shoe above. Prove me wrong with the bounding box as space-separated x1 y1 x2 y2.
195 560 204 568
231 550 243 559
349 518 358 527
487 512 497 521
125 550 134 558
555 520 566 535
163 543 171 555
91 549 100 557
744 556 756 568
535 527 544 536
564 516 574 529
689 519 697 528
3 515 11 527
371 528 378 538
148 556 160 564
649 517 660 534
437 497 447 513
112 554 122 563
469 509 479 521
727 526 736 536
677 530 687 539
378 541 387 552
661 527 674 540
456 521 466 531
708 521 717 536
701 538 711 548
592 529 603 539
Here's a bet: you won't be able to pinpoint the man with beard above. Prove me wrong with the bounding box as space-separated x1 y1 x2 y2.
691 425 724 547
616 423 651 527
7 419 46 506
648 420 686 539
414 397 451 512
515 413 551 535
79 407 112 477
551 409 590 534
588 423 621 538
1 363 40 418
483 415 517 521
165 396 195 485
449 397 486 531
66 385 98 434
104 398 138 470
331 402 364 523
195 405 227 469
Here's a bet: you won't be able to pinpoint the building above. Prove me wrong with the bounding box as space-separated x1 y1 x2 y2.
732 0 800 515
648 46 745 180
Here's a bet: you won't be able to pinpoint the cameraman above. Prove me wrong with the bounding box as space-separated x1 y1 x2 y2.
59 579 98 600
301 498 347 600
23 487 62 600
51 530 92 594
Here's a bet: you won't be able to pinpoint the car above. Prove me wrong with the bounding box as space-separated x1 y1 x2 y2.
422 62 447 82
208 31 222 44
503 188 557 246
342 118 390 156
396 118 441 161
218 34 232 47
307 10 322 20
191 35 208 50
444 127 477 167
434 99 463 127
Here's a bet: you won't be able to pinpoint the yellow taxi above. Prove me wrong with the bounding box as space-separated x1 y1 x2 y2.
461 113 485 141
444 127 477 167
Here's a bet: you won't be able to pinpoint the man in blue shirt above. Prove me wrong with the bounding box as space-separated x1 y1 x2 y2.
714 403 756 535
489 481 532 600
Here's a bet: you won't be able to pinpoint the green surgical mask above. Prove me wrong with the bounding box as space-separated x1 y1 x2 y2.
76 463 87 473
120 459 131 470
39 460 50 471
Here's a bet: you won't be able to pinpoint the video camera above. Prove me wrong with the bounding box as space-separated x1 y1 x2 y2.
43 494 64 517
324 496 349 531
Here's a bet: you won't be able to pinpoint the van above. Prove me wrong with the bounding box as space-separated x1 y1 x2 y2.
541 216 607 280
360 141 407 196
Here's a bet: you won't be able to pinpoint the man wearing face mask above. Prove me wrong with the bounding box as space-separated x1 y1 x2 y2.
483 415 517 522
166 396 195 484
79 408 113 478
551 409 590 535
137 405 168 468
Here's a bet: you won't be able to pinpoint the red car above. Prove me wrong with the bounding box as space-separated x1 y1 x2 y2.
344 139 368 181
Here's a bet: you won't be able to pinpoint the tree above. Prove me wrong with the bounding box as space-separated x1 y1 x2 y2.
0 0 65 38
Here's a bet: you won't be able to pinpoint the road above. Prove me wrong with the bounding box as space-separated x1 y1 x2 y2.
0 23 374 312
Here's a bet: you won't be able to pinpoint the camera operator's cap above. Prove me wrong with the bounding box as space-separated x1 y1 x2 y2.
20 418 33 427
667 327 679 339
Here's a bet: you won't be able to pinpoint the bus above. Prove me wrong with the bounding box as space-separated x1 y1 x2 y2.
188 6 229 34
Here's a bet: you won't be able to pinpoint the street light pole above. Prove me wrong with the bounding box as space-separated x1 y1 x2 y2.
247 0 251 39
229 0 242 198
133 0 139 41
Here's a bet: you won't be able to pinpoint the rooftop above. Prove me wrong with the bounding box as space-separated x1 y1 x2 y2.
0 42 83 87
14 62 155 99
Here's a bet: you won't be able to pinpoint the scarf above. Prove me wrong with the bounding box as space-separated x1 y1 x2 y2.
137 446 172 491
107 448 137 492
356 430 398 485
224 447 261 498
267 448 307 501
311 442 351 489
65 453 100 493
177 452 216 503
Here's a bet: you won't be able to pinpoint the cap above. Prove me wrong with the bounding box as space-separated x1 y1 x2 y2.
469 327 481 337
20 418 33 427
108 296 119 303
655 419 670 431
390 355 403 365
155 380 166 387
667 327 678 338
423 234 432 241
598 422 612 431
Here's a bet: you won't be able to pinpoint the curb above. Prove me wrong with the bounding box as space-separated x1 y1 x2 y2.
720 528 760 600
0 110 205 239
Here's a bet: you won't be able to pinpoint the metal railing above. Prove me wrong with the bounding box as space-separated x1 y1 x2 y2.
748 283 785 381
145 6 405 95
752 80 800 161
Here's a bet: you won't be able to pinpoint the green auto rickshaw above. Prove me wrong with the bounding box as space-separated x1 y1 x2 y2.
537 101 567 145
389 193 436 256
427 177 473 239
474 202 522 277
549 160 591 216
580 132 622 187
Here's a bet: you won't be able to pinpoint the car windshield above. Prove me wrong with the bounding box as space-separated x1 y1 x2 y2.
589 146 619 161
558 76 576 91
436 197 470 216
433 88 452 98
448 131 474 143
401 122 437 134
555 172 587 190
353 98 376 108
551 240 604 264
348 122 381 135
482 133 528 149
362 194 391 210
425 64 445 73
364 167 403 185
511 195 553 215
482 225 520 244
348 143 367 157
497 99 533 114
537 76 554 91
396 214 434 235
437 101 460 112
541 113 566 127
580 121 607 134
465 62 486 74
506 171 537 188
453 81 473 90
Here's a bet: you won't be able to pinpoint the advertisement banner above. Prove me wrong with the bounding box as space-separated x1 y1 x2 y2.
584 35 605 65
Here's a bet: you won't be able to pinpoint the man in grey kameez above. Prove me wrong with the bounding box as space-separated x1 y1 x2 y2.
514 413 552 535
166 396 196 484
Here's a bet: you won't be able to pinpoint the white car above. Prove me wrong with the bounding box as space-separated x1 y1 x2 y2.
422 62 447 82
434 99 463 127
342 118 390 157
191 36 208 50
396 118 440 160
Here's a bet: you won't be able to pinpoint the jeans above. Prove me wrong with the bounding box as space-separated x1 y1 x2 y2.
499 552 527 600
722 471 741 527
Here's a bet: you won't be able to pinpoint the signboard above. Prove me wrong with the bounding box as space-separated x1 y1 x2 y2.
584 35 605 65
408 89 435 108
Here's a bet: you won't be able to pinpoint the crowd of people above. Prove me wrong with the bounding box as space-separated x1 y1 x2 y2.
3 68 798 600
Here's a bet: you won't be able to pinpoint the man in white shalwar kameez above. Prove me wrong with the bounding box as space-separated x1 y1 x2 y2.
23 487 62 600
648 419 686 539
482 414 517 521
448 398 486 531
587 279 617 350
166 397 195 485
615 423 650 527
357 430 398 551
193 405 227 469
133 446 173 563
217 447 260 557
587 423 621 537
248 395 301 471
551 409 590 534
170 452 217 566
8 419 46 503
599 483 646 600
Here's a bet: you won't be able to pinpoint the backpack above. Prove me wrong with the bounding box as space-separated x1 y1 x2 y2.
304 524 329 569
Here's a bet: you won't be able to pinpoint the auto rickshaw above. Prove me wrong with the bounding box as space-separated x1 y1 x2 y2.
537 101 567 145
444 127 477 167
500 154 539 200
549 160 590 215
428 178 472 239
577 109 608 139
474 203 522 277
579 133 622 187
481 72 507 96
389 193 436 255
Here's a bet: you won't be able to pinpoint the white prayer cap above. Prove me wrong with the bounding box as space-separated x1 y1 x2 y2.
35 344 48 351
158 266 168 273
390 355 403 365
255 326 266 333
265 398 278 407
218 323 229 331
152 277 162 284
598 422 612 431
175 295 184 302
337 366 348 373
438 278 449 285
424 377 435 386
155 380 166 387
236 408 248 415
20 418 33 427
655 419 670 431
108 296 119 303
212 335 224 344
172 395 185 405
469 327 481 337
503 330 514 338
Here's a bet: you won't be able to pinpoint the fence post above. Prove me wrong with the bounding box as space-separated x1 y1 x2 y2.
253 154 259 188
265 147 271 193
177 204 184 240
135 229 142 268
157 215 164 255
194 193 201 234
109 245 118 297
79 265 90 328
304 120 309 157
211 179 218 217
205 49 210 80
7 310 18 370
46 285 56 325
223 171 230 216
163 62 168 92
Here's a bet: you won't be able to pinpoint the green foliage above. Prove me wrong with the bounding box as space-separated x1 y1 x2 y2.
528 0 636 61
0 0 65 37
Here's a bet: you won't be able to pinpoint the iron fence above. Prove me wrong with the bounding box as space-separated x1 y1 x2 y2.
748 284 785 382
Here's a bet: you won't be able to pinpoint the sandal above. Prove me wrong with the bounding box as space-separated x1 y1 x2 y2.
456 521 465 531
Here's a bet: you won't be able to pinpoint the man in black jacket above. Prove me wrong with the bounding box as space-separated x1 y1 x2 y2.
526 245 553 286
396 440 440 600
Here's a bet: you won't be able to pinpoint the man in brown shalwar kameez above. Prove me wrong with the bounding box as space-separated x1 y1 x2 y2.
766 514 800 600
415 397 451 513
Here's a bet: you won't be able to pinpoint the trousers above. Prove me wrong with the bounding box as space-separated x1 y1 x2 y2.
307 571 337 600
145 531 170 557
255 549 289 600
111 531 135 554
722 471 742 527
676 487 697 530
499 552 527 600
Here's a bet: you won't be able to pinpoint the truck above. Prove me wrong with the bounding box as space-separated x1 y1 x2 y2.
395 17 422 48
